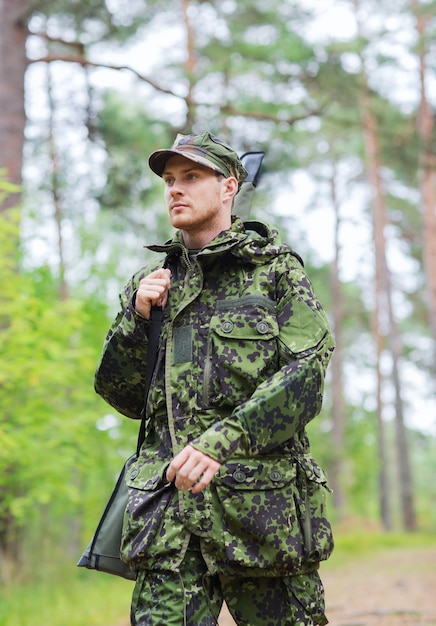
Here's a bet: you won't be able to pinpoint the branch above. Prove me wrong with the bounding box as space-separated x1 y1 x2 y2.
29 53 323 126
29 54 184 99
219 103 322 126
30 32 85 53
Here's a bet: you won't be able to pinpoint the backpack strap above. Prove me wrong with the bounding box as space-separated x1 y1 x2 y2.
136 306 163 456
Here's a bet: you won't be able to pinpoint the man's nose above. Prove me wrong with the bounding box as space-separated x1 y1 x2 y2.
170 179 184 195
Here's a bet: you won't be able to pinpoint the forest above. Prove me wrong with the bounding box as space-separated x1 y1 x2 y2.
0 0 436 623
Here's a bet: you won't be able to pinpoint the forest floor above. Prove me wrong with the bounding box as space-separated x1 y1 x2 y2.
217 544 436 626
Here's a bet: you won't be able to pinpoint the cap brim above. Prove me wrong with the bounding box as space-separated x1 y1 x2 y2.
149 149 225 177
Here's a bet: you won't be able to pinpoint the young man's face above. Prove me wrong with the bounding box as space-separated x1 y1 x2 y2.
162 154 234 244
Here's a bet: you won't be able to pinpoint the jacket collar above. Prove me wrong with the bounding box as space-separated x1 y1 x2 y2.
145 217 299 267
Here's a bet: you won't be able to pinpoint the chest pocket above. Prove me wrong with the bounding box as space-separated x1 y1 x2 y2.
203 296 279 408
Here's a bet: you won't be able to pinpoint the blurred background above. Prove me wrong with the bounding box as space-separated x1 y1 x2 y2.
1 0 435 624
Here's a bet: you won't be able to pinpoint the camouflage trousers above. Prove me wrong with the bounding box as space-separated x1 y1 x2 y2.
130 538 328 626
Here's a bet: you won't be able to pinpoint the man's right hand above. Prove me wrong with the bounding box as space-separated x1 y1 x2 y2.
135 268 171 319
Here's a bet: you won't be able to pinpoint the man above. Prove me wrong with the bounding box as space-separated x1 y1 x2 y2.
95 132 335 626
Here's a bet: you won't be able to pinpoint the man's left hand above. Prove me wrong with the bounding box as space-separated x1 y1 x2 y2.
166 445 221 494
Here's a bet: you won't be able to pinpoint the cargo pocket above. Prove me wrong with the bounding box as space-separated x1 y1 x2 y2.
121 458 174 564
284 569 328 626
295 455 334 565
215 458 304 573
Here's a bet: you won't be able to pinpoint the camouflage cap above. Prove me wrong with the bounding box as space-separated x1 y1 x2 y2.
148 132 248 190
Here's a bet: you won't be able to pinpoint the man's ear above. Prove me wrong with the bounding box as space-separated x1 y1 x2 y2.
222 177 238 201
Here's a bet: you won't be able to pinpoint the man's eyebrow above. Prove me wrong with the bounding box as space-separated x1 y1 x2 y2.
162 164 205 176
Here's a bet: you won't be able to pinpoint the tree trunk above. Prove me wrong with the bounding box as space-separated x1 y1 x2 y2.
0 0 30 212
353 0 417 533
412 1 436 356
181 0 197 132
0 0 32 569
46 64 69 301
329 163 346 516
371 267 392 531
361 90 417 531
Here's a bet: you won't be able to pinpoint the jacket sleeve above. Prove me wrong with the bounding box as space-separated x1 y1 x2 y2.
190 262 335 462
94 273 151 419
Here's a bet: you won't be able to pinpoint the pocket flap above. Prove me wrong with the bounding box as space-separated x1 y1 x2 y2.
298 455 328 484
210 302 278 341
217 457 296 490
125 458 171 491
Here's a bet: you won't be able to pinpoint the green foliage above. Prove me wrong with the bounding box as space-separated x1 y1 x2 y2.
34 0 152 41
410 430 436 527
0 566 132 626
307 404 380 520
2 276 83 518
0 176 21 203
0 200 138 564
324 529 436 569
94 91 172 213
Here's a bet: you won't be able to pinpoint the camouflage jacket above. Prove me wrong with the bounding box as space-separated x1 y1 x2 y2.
95 217 335 577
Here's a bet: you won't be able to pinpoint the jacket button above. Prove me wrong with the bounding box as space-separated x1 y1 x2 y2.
313 465 322 478
130 468 139 479
221 321 234 333
269 471 282 482
256 321 269 334
233 470 246 483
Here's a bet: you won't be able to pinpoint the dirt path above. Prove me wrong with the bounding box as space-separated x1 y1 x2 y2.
218 546 436 626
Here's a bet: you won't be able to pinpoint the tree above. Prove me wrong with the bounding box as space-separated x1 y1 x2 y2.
411 0 436 357
353 0 416 530
0 0 29 213
329 162 347 517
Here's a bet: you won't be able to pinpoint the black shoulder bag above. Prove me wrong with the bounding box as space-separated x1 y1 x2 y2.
77 306 163 580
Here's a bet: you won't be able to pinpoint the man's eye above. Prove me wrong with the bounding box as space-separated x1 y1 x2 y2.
164 178 174 186
186 173 198 180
